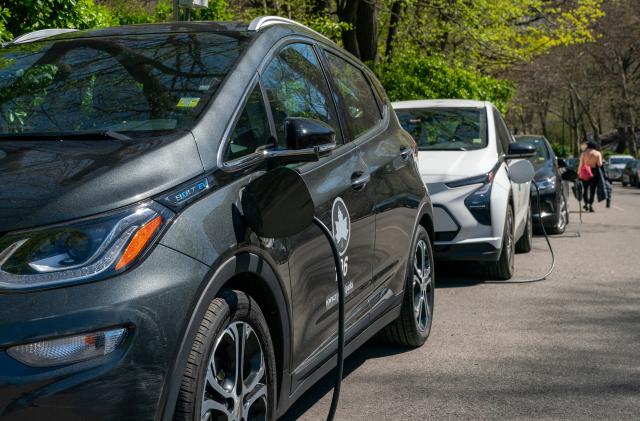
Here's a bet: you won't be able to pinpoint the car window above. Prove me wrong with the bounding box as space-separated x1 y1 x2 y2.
224 85 271 161
324 52 381 139
493 108 512 156
0 32 248 138
515 138 549 166
261 43 341 146
395 107 487 151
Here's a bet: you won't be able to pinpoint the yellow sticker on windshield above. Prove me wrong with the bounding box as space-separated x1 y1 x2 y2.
472 138 482 144
177 97 200 108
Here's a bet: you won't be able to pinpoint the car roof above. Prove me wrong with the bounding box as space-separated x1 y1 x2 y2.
392 99 489 109
7 22 254 45
609 155 634 159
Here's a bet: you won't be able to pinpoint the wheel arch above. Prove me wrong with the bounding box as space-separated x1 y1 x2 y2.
158 251 292 421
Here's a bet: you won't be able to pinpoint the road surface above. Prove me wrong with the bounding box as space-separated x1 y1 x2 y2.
282 185 640 420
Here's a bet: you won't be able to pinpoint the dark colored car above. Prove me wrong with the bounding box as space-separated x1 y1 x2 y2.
0 18 434 420
514 135 569 234
622 159 640 187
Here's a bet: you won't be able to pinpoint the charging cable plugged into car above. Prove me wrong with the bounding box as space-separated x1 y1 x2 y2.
490 155 558 284
241 166 346 421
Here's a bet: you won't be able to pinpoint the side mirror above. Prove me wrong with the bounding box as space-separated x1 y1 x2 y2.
557 158 567 168
264 117 336 165
242 166 315 238
509 159 535 184
505 143 536 160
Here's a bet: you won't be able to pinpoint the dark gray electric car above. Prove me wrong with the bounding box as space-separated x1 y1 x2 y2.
0 17 434 420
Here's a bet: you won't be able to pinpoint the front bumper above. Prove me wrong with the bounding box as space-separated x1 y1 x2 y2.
426 182 501 262
0 245 209 420
531 190 558 225
433 240 501 262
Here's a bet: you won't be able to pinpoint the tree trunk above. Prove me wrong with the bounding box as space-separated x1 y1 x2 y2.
385 0 403 62
337 0 360 58
356 0 378 62
617 54 639 157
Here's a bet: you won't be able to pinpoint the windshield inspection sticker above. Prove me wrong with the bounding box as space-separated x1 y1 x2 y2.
177 97 200 108
326 197 353 309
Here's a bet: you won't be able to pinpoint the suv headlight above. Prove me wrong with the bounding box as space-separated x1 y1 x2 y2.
0 202 173 291
535 176 556 193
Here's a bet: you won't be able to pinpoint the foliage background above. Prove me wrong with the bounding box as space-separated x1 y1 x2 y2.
0 0 623 156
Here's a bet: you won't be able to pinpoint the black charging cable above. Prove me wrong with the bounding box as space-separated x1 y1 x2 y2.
312 216 345 421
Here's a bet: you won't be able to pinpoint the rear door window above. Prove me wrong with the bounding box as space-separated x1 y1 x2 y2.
323 52 381 140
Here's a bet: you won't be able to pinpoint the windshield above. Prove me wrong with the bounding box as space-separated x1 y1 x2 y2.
395 107 487 151
610 157 633 165
515 137 549 166
0 32 247 138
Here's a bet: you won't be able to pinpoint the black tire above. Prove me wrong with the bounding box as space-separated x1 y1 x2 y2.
175 290 277 421
485 206 515 280
515 206 533 253
379 225 434 347
546 193 568 235
622 180 628 187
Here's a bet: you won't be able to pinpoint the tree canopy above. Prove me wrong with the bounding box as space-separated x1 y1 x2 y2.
0 0 619 153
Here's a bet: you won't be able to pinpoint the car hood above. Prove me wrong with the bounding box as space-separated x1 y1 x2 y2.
0 132 203 233
418 148 498 183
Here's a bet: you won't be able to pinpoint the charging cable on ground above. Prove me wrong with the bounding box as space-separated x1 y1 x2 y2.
312 216 345 421
487 180 555 284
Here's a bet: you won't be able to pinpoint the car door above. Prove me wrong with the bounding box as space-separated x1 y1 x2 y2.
493 108 529 234
319 48 424 316
259 41 376 387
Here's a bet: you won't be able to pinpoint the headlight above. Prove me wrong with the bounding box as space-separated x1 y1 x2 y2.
0 202 173 290
535 176 556 193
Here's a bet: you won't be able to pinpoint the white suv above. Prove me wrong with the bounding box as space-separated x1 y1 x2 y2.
393 99 534 279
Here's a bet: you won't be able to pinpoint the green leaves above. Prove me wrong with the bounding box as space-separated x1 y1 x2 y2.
375 54 514 112
0 0 112 39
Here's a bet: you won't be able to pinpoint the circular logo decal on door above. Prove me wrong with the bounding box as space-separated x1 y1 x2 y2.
331 197 351 256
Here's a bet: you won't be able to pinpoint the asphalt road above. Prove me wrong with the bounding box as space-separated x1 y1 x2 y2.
282 184 640 420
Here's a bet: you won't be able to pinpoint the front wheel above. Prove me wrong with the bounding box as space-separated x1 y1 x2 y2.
379 225 434 347
547 193 568 235
515 206 533 253
485 205 515 280
175 290 277 421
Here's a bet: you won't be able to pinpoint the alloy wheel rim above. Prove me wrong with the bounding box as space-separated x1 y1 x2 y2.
558 196 567 231
506 211 514 270
201 322 267 421
413 239 433 332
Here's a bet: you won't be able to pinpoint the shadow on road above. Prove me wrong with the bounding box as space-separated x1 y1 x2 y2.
280 341 414 420
435 261 486 288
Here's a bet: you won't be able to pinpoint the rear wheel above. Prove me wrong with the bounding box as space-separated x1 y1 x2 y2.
379 225 434 347
175 290 277 421
485 206 515 280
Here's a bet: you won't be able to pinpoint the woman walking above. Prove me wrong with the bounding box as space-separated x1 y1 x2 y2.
578 141 604 212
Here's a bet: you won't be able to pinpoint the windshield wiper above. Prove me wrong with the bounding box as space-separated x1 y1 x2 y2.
0 130 132 141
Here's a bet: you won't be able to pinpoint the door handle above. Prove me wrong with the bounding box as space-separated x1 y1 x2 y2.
400 146 412 161
351 171 370 190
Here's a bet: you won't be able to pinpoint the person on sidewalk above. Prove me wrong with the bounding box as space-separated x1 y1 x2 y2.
578 141 604 212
